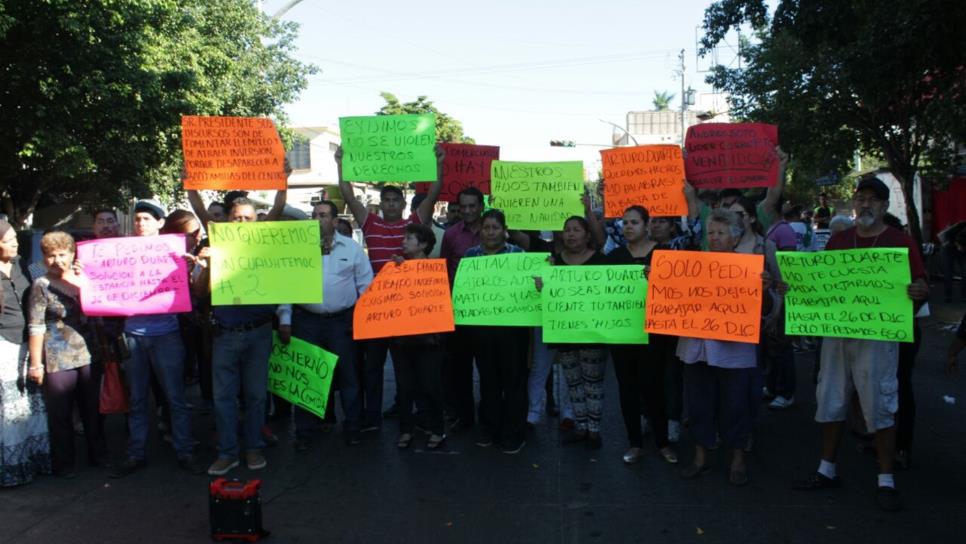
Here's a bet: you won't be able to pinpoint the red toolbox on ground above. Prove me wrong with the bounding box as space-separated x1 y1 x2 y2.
209 478 268 542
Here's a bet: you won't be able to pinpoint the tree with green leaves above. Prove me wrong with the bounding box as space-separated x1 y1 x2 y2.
701 0 966 242
377 92 474 144
652 90 676 111
0 0 316 227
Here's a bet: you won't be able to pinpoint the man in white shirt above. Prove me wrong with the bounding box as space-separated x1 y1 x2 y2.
278 200 373 448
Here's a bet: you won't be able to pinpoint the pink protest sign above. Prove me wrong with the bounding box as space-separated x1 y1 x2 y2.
76 234 192 316
684 123 779 188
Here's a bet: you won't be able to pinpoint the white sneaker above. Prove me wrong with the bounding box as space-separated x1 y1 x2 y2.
768 396 794 410
667 420 681 443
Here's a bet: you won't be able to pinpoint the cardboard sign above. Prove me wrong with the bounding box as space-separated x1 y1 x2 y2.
451 252 548 326
415 143 500 202
208 220 322 305
181 115 287 190
645 250 764 343
339 114 437 182
601 145 687 218
684 123 779 188
778 248 913 342
542 265 648 344
353 259 454 340
490 161 584 230
76 234 192 316
269 333 338 419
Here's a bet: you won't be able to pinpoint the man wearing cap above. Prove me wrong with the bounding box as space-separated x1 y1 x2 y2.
113 199 203 476
794 177 929 511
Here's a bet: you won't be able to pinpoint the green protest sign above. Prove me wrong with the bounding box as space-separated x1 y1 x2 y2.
339 114 437 183
778 248 914 342
209 220 322 305
269 333 339 419
452 253 548 326
541 265 648 344
490 161 584 230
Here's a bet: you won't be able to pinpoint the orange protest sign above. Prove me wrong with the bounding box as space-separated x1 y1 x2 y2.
181 115 287 190
353 259 455 340
645 250 764 343
601 145 687 218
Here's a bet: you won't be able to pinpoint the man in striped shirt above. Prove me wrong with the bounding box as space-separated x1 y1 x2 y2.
336 146 443 430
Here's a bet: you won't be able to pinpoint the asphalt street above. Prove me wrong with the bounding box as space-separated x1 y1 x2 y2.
2 289 965 544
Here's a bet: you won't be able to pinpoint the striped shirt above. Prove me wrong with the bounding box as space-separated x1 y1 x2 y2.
362 212 422 273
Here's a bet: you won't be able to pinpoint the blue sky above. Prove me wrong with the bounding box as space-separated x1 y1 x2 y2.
265 0 737 164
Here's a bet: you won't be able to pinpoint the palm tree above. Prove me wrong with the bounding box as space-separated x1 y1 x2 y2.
652 90 675 111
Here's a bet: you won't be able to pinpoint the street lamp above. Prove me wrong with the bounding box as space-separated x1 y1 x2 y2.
599 119 638 146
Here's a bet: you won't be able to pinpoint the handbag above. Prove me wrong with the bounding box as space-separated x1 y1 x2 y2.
99 359 130 414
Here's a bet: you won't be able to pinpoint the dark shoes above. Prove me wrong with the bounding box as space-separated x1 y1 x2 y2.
876 486 903 512
294 436 312 453
343 431 361 446
177 454 206 475
793 472 842 490
110 457 146 479
586 433 602 450
680 463 712 479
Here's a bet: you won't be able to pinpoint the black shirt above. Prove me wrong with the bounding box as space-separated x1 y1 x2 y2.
0 257 30 343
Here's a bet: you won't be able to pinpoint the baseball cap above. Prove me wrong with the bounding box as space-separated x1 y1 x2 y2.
134 199 167 220
854 176 889 201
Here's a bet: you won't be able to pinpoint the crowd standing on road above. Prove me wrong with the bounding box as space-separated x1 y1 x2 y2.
1 142 963 515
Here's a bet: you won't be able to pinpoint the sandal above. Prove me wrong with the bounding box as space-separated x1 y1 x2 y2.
396 433 414 449
729 468 749 486
426 433 447 450
680 463 712 479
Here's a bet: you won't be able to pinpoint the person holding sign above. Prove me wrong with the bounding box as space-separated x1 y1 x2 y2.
191 198 281 475
606 206 682 465
441 187 485 431
336 145 443 432
185 161 291 231
387 224 447 450
278 200 373 449
794 177 928 512
539 216 609 449
676 209 777 486
112 200 203 477
463 209 529 454
27 231 108 478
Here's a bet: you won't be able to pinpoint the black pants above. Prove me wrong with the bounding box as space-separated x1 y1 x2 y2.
390 343 445 436
896 322 921 452
612 337 670 449
43 365 106 472
443 326 476 426
474 327 529 446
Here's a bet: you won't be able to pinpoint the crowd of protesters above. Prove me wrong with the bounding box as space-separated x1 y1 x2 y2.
1 144 964 514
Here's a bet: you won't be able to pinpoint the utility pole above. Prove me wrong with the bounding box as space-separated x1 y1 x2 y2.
679 49 687 146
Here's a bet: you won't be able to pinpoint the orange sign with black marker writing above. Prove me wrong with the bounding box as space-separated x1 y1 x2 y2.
645 250 764 343
601 145 687 218
353 259 455 340
181 115 287 190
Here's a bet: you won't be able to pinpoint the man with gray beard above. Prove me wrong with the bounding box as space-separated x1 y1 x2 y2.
794 177 929 512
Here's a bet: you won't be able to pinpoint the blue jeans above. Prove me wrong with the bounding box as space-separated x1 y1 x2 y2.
125 332 193 459
291 309 360 435
212 323 272 458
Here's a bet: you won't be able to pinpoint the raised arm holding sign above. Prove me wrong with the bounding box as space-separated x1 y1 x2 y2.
339 114 437 183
